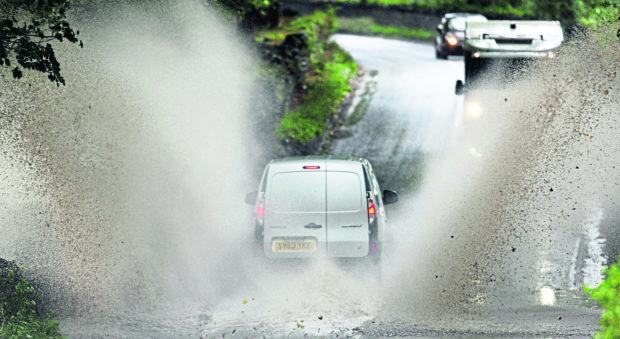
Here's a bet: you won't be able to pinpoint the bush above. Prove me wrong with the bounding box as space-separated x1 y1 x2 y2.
585 253 620 339
0 259 63 338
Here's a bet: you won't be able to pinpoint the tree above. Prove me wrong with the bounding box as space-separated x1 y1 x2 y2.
0 0 82 86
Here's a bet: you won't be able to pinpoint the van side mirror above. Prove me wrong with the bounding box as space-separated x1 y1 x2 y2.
436 24 443 32
383 190 398 205
455 80 464 95
245 191 257 205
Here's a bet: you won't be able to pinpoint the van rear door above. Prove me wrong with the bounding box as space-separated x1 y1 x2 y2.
325 163 369 258
263 160 327 258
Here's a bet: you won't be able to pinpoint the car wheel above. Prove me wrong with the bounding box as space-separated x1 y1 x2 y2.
464 51 485 85
439 47 448 60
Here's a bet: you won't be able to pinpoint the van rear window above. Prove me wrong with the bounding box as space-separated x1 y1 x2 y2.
327 172 362 212
268 172 325 212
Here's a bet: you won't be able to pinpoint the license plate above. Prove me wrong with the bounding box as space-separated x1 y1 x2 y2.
273 240 315 251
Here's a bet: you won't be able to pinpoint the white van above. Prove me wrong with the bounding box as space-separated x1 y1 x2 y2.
246 156 398 260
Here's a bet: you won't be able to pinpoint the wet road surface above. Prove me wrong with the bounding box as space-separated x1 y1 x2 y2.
198 34 613 338
2 5 615 333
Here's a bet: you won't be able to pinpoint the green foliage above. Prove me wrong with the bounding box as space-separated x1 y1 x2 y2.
277 59 354 142
0 0 83 86
273 10 357 144
310 0 618 28
585 253 620 339
575 0 619 38
0 268 63 338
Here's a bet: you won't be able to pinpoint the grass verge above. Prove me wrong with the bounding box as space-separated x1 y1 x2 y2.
338 16 434 40
258 10 358 145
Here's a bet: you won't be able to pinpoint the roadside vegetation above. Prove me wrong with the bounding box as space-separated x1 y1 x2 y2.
338 16 434 40
257 10 357 144
0 0 83 86
0 259 63 338
585 252 620 339
307 0 618 29
1 0 618 336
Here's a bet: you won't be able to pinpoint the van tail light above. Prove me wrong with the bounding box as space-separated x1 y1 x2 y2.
256 196 265 225
367 197 376 224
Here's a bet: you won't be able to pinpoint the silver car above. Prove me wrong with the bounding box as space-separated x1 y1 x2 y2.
435 13 487 59
456 20 564 92
246 156 398 261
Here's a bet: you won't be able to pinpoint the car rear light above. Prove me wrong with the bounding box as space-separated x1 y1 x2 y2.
303 165 320 170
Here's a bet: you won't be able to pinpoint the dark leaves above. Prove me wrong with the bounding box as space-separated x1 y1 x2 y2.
12 66 22 79
1 0 80 85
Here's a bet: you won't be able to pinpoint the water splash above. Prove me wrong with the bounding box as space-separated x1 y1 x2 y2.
1 0 260 321
383 27 619 313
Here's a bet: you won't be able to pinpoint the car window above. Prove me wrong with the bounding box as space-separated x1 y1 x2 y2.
327 171 362 212
449 16 486 30
449 17 467 30
268 171 325 212
362 166 372 191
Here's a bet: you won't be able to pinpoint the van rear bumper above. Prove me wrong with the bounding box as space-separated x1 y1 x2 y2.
263 238 371 258
327 241 370 258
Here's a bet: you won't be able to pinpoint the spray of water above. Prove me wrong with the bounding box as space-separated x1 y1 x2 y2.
1 0 263 327
383 27 619 317
1 1 618 335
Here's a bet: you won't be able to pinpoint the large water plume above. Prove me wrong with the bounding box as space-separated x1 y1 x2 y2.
0 1 262 326
383 27 619 317
1 1 618 336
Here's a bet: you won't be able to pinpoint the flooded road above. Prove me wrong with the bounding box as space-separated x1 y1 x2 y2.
327 34 617 337
197 34 616 338
0 2 617 337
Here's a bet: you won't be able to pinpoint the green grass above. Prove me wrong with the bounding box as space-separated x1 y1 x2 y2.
338 17 434 40
371 25 434 39
277 40 357 143
257 10 358 145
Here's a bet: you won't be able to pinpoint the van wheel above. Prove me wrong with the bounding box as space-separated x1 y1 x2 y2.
367 245 383 281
